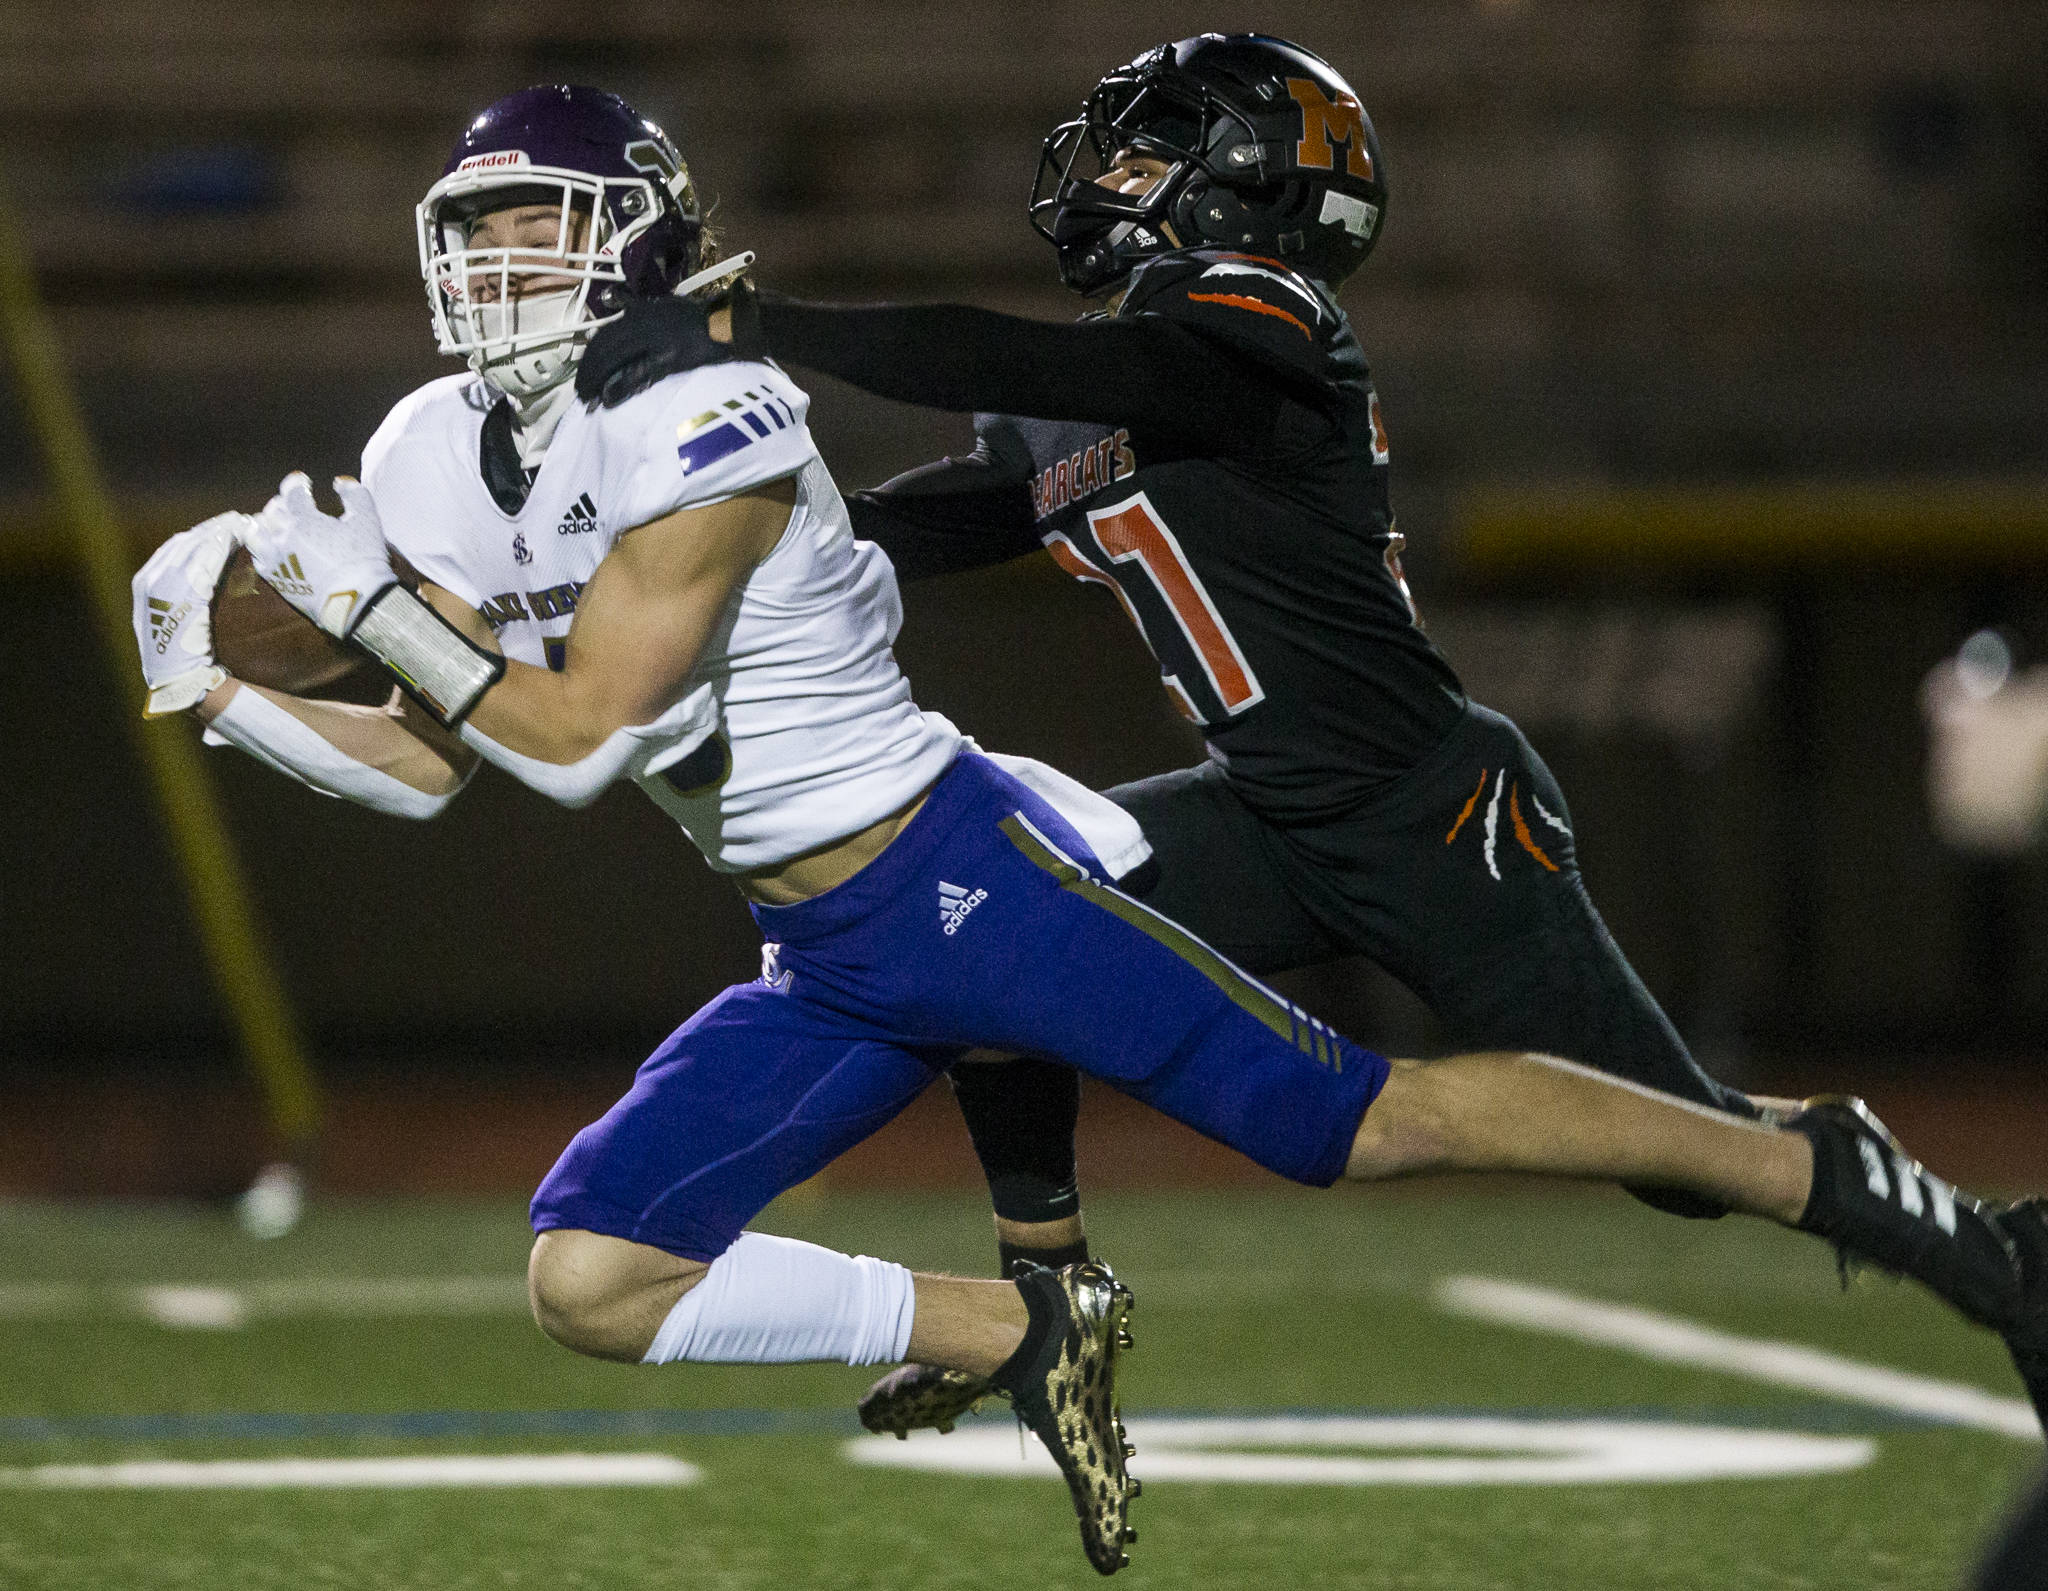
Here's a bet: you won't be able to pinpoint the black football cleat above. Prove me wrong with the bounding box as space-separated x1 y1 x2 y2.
856 1363 996 1438
1787 1096 2022 1332
989 1261 1139 1575
1993 1198 2048 1435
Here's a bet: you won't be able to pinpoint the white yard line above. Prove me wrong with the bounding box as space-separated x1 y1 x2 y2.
1437 1275 2041 1442
0 1453 700 1489
0 1284 92 1320
239 1276 530 1316
848 1415 1873 1486
0 1277 534 1329
135 1287 249 1330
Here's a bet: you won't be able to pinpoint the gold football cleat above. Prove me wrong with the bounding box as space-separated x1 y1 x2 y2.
856 1362 997 1438
990 1261 1139 1575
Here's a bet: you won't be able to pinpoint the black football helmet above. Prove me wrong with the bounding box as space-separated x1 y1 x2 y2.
1031 34 1387 297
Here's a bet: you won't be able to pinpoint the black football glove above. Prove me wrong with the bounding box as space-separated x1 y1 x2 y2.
577 280 765 409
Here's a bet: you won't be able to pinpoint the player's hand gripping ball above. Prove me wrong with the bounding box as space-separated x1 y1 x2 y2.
210 540 400 703
238 473 400 638
136 492 419 710
131 513 239 717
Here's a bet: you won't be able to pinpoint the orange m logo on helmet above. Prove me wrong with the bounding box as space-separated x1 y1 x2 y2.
1285 78 1374 181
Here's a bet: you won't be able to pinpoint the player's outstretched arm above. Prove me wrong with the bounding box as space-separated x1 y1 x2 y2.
577 295 1046 583
843 441 1043 582
579 287 1303 458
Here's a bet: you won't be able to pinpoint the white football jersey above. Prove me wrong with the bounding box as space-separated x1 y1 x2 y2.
361 361 964 871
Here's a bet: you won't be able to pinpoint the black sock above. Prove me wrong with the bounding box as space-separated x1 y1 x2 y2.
998 1237 1090 1280
989 1272 1058 1391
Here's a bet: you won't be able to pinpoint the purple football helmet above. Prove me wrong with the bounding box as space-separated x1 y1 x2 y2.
416 85 705 397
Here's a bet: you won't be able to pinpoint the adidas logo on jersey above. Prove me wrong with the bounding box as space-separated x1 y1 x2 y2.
555 492 598 536
938 880 988 936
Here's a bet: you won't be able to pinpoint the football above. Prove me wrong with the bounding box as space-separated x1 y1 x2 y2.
211 544 418 705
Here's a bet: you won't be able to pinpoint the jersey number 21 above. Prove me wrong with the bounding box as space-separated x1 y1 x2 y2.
1045 491 1265 726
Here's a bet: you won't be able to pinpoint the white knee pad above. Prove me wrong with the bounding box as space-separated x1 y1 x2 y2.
642 1231 915 1368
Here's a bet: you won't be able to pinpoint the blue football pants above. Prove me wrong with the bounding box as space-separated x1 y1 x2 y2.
531 752 1388 1261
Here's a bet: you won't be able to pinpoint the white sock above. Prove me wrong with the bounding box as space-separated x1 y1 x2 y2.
641 1231 915 1367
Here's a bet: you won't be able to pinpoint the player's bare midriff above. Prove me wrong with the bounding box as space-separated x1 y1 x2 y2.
733 784 933 906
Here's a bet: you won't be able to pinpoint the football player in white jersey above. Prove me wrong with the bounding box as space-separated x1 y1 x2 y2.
128 85 2048 1571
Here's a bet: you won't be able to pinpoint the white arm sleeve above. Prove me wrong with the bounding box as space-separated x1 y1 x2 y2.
458 685 718 808
201 687 464 821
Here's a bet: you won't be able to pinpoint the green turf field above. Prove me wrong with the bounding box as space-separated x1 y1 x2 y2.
0 1185 2038 1589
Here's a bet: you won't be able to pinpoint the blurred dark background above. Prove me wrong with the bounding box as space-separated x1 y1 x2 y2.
4 1 2047 1190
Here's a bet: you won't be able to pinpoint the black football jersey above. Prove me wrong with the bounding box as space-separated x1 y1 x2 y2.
972 250 1463 821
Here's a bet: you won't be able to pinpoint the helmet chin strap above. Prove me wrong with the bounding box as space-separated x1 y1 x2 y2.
482 340 580 401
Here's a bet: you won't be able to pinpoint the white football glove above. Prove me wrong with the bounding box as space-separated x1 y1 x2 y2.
238 472 399 638
131 512 242 718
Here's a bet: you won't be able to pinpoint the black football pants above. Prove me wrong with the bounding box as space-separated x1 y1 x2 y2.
951 701 1754 1224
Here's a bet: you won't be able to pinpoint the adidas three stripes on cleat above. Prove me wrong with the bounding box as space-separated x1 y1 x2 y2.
1788 1096 2023 1332
1787 1097 2048 1437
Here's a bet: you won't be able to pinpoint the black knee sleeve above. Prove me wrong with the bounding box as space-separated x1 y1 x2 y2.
950 1057 1083 1226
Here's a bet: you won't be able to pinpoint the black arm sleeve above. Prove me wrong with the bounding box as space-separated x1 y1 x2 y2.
844 440 1041 582
757 297 1314 458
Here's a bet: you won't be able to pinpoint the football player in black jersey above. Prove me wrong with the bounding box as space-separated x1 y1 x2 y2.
576 34 2048 1440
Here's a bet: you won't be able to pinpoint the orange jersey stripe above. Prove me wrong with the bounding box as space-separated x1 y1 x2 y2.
1445 771 1487 845
1510 783 1560 871
1185 291 1314 341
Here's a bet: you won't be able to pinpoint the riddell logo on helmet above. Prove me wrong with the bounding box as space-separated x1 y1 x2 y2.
456 150 531 173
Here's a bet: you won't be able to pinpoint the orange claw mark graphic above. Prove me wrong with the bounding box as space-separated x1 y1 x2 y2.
1510 782 1560 871
1445 770 1488 845
1184 292 1314 340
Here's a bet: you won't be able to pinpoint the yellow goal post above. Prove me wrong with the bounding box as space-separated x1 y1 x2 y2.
0 171 323 1165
